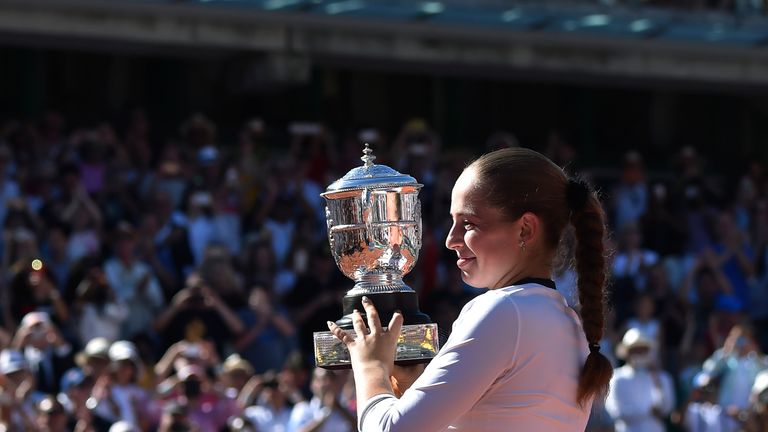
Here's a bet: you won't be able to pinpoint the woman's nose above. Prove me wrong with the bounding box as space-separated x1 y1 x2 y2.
445 223 462 251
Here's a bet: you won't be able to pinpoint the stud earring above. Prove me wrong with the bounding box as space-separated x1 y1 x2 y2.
519 240 526 251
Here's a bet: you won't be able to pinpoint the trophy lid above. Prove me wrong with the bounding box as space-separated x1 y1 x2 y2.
322 144 421 195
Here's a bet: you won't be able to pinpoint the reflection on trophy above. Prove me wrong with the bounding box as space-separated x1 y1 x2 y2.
313 144 440 369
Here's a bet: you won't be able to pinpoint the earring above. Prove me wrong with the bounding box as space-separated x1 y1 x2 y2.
519 240 526 251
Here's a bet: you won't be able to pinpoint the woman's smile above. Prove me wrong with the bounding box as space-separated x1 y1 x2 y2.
456 255 476 269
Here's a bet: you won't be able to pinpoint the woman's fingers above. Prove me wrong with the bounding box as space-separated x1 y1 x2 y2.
361 296 383 335
351 309 369 338
328 321 354 344
387 310 404 340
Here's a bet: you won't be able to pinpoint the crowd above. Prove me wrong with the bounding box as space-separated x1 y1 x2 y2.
0 110 766 431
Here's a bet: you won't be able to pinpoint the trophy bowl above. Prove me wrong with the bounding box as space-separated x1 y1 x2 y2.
313 145 439 369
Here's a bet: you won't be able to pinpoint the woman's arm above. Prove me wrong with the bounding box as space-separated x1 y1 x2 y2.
329 294 520 432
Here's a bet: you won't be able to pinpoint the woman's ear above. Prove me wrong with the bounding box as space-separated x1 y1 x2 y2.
518 212 542 246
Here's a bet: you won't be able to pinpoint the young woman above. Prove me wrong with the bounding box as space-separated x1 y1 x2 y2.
328 147 612 431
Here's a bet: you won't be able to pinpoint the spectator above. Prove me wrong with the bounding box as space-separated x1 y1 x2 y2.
612 151 648 230
103 222 164 339
624 292 662 364
61 181 103 264
153 275 244 357
701 325 767 432
12 312 73 394
141 189 194 292
679 249 734 352
288 368 356 432
41 225 72 293
34 395 70 432
670 146 718 255
57 368 113 432
155 400 194 432
74 269 128 344
0 348 42 431
709 211 755 308
611 223 659 327
74 337 111 379
153 339 220 383
185 191 217 266
606 329 675 432
8 259 70 328
612 222 660 292
219 354 254 400
235 287 296 374
89 340 154 429
243 370 293 432
680 372 725 432
162 364 241 431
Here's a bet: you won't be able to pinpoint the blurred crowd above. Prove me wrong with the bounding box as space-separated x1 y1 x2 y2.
0 110 766 432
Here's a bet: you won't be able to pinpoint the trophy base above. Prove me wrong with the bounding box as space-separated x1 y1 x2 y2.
313 323 440 370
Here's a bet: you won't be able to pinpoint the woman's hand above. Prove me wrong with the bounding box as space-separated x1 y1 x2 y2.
327 296 404 376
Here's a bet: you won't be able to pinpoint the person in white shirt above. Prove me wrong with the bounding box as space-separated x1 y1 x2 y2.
701 325 767 432
682 372 726 432
328 147 614 431
606 328 675 432
288 368 356 432
244 372 292 432
90 341 153 429
103 222 164 339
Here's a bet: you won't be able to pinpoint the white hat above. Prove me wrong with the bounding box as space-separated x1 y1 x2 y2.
177 364 205 381
108 341 139 364
752 370 768 399
616 328 655 359
20 311 50 329
0 349 28 375
76 337 111 367
109 421 139 432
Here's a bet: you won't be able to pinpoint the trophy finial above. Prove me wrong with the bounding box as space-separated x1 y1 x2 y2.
361 143 376 168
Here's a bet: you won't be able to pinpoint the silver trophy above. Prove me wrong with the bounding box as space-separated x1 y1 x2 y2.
313 144 440 369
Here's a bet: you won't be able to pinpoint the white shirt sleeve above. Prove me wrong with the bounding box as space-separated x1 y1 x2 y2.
656 372 675 415
358 293 520 432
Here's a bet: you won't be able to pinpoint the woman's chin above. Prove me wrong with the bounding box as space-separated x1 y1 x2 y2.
460 272 486 289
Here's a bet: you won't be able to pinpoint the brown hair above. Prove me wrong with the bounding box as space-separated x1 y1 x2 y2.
469 147 612 406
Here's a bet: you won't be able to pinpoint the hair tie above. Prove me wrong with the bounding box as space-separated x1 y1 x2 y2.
566 179 590 213
589 343 601 353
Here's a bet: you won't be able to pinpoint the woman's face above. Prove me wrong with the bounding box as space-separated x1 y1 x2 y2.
446 169 522 289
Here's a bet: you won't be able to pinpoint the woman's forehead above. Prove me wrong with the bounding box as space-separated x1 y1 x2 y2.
450 171 508 220
450 170 482 215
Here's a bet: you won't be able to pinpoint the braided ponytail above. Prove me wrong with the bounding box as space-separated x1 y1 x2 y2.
568 182 612 406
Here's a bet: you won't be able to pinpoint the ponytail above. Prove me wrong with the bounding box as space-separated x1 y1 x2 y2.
568 180 612 407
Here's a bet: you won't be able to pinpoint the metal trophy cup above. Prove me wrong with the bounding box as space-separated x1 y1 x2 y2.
313 144 440 369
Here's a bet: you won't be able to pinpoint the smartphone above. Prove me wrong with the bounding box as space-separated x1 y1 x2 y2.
289 122 322 136
184 344 201 358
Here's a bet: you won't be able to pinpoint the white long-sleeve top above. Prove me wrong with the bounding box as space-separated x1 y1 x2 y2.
605 365 675 432
358 283 592 432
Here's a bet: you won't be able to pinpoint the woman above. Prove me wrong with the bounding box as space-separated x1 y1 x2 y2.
328 147 612 431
